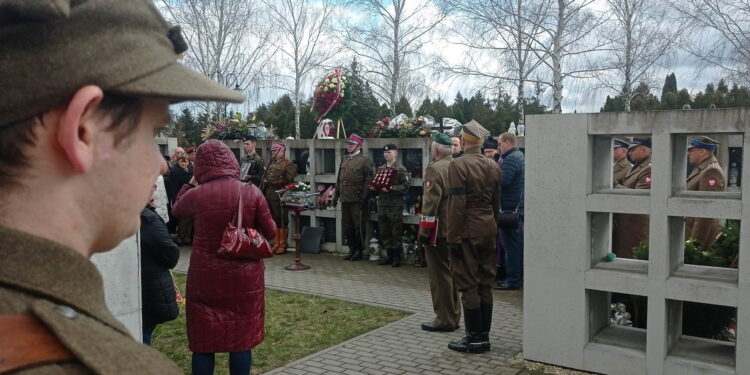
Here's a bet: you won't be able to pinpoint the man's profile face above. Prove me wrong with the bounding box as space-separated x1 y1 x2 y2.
272 148 284 160
628 145 651 163
688 147 708 165
91 99 169 252
243 140 256 154
613 147 627 162
452 137 461 154
499 139 512 154
346 143 358 154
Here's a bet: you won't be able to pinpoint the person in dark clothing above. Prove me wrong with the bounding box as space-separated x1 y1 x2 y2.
140 186 181 345
494 132 525 290
168 154 194 243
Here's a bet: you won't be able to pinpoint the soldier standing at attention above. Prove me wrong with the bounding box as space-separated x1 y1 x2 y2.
612 138 631 184
263 143 297 255
686 137 726 248
335 134 373 261
240 135 265 186
613 138 652 258
446 120 501 354
373 144 411 267
419 133 461 332
0 0 246 372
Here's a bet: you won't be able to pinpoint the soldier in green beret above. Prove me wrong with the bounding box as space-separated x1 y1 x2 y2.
372 144 411 267
419 133 461 332
0 1 244 373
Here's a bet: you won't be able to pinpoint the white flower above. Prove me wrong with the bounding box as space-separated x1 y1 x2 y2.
328 83 335 88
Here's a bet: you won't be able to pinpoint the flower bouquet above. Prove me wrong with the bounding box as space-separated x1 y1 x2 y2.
201 113 250 141
280 182 317 210
312 69 348 122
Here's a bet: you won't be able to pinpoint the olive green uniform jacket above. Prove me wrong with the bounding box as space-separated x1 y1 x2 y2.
335 152 373 203
241 152 265 186
0 226 181 374
446 148 501 243
613 157 630 185
421 156 452 239
685 155 726 248
263 158 297 202
613 157 651 257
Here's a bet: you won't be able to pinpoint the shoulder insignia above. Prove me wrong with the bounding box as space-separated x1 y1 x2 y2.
708 178 717 187
644 176 652 184
425 180 432 189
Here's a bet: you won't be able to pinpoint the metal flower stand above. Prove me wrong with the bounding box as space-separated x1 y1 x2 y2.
284 206 310 271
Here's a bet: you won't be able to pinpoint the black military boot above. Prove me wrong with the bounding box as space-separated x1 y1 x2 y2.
391 248 402 267
448 308 487 353
478 302 493 352
350 248 363 261
343 247 355 260
377 249 393 265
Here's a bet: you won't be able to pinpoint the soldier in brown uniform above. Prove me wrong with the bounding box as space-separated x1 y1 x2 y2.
685 137 726 248
446 120 501 353
613 138 652 257
263 143 298 254
0 0 245 373
373 144 411 267
334 134 373 261
613 138 631 184
419 133 461 332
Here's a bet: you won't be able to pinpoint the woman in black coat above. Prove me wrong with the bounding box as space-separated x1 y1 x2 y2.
140 190 181 345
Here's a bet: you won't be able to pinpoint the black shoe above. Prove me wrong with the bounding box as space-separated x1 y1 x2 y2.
377 249 393 265
448 308 487 353
391 249 401 267
493 281 520 290
349 250 363 261
343 249 355 260
421 321 457 332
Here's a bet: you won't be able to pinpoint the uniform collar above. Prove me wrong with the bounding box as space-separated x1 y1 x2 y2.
347 150 362 159
688 155 718 180
0 226 128 334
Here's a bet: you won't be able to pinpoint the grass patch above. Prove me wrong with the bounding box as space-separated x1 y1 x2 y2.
152 273 408 374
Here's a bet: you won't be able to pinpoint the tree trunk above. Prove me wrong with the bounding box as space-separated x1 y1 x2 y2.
390 4 402 116
552 0 565 114
517 82 526 126
623 2 633 113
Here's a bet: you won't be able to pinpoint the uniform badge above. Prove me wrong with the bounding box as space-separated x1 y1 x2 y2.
708 178 717 187
644 176 651 184
425 180 432 189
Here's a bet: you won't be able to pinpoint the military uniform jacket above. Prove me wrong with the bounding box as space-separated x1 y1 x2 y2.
263 158 297 201
685 155 726 247
376 161 410 207
336 152 373 203
446 148 501 243
242 152 266 186
617 157 652 190
613 157 631 184
421 156 452 239
613 157 651 257
0 226 181 374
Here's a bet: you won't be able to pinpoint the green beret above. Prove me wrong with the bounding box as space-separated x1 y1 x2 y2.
432 132 452 146
0 0 244 127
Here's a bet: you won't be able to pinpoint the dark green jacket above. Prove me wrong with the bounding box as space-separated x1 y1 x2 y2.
0 226 182 374
241 152 265 186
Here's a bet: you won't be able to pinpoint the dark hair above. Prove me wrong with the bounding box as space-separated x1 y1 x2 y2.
0 93 143 189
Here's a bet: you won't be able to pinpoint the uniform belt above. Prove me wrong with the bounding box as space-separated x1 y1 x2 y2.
341 181 364 186
466 201 491 208
0 315 75 373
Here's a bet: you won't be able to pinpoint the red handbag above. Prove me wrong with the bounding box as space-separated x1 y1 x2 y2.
217 185 274 260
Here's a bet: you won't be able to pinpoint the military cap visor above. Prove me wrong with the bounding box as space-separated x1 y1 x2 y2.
613 139 629 149
628 138 652 149
0 0 244 127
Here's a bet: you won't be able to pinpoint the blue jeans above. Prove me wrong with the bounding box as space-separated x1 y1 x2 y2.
192 351 252 375
500 217 524 288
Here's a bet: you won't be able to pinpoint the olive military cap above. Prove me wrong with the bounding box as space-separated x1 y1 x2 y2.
0 0 244 127
461 120 490 144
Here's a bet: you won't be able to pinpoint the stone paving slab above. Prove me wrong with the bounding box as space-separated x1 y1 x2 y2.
176 248 525 374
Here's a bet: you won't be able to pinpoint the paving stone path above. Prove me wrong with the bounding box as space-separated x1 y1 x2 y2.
176 248 528 374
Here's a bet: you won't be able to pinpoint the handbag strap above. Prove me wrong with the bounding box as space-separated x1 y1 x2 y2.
236 184 245 228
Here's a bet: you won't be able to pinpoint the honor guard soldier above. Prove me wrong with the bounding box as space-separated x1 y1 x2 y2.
446 120 501 353
0 0 247 373
372 144 411 267
263 143 297 254
334 134 373 261
240 135 265 186
686 136 726 248
613 138 631 184
419 133 461 332
613 137 652 258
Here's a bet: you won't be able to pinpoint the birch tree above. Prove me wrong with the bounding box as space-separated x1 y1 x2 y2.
263 0 337 139
667 0 750 85
524 0 609 113
439 0 548 125
160 0 276 117
598 0 678 112
342 0 446 115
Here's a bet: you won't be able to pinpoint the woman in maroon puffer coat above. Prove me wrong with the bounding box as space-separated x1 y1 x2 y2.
172 140 276 375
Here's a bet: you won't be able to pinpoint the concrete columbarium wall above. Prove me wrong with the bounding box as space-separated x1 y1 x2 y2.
91 235 142 341
524 108 750 375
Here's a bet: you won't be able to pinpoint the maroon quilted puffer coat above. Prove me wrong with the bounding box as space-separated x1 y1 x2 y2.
172 140 277 353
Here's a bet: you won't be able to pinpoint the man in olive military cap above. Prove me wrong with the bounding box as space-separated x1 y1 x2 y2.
240 135 266 186
0 1 244 373
686 136 726 248
613 137 652 258
263 143 297 254
335 134 373 261
613 138 631 184
372 144 410 267
419 133 461 332
446 120 501 353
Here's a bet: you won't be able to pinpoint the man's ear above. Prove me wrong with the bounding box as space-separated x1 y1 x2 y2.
56 86 105 173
